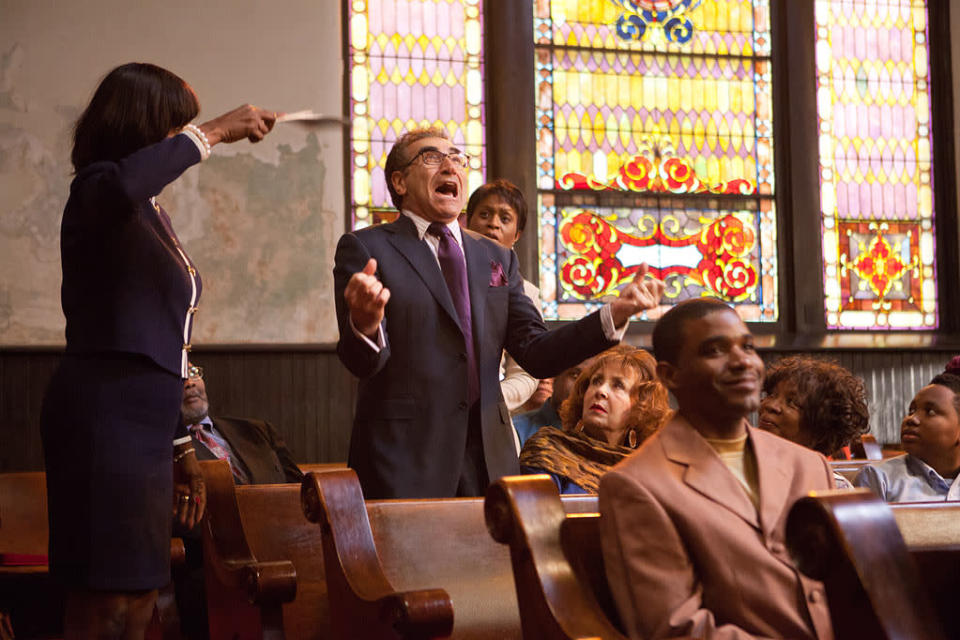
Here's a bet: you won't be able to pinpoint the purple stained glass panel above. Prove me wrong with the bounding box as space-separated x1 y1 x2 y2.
349 0 485 227
817 0 937 329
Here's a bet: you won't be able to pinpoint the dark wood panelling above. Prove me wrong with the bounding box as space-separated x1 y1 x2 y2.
0 351 61 472
0 348 356 472
2 347 956 471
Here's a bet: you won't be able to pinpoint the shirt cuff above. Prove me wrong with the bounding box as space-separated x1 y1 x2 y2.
350 315 385 352
180 126 211 161
173 435 192 447
600 303 628 342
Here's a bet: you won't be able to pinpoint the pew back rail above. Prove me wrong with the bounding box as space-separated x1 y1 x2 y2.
484 475 626 640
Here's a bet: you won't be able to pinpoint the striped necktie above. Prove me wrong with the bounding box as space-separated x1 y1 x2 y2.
189 423 246 483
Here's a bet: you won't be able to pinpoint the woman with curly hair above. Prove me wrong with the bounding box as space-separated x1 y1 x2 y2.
519 345 670 493
758 356 870 488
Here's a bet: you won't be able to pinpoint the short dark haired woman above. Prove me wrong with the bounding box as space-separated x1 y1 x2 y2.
41 62 277 638
759 356 869 488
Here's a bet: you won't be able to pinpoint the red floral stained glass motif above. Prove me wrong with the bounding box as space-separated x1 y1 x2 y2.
837 221 922 315
558 148 754 195
557 210 759 302
535 2 776 322
850 234 908 299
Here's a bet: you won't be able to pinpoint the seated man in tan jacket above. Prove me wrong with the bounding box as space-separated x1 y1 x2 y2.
599 299 835 639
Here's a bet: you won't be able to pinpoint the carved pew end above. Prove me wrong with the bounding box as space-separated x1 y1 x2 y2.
301 469 454 639
786 489 947 640
201 460 297 613
485 475 626 640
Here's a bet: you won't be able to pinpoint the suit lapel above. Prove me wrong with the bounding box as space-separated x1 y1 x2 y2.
212 417 257 483
661 416 760 531
462 233 488 357
191 435 217 461
749 426 792 537
385 216 462 331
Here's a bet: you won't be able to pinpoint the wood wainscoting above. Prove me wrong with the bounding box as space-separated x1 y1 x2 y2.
0 346 956 472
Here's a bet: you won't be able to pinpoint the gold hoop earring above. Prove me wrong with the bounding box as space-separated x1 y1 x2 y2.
627 429 639 449
576 420 585 433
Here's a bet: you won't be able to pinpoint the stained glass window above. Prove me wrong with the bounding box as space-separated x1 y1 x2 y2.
348 0 486 229
534 0 777 322
816 0 937 330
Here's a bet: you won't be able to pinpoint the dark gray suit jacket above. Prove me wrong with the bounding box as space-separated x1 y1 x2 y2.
333 214 617 498
192 416 302 485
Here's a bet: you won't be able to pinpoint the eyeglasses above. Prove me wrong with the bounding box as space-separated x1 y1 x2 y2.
401 147 469 170
187 365 204 379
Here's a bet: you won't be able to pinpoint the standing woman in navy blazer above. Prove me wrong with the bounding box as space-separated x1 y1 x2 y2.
40 62 277 638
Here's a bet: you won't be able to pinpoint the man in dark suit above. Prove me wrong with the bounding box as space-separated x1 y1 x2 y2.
179 363 303 485
175 363 302 639
334 126 664 499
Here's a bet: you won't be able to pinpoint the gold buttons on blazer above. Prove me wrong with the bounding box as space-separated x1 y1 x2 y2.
184 344 192 352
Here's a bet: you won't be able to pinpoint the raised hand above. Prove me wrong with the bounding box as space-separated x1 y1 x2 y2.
344 258 391 338
609 262 666 327
198 104 279 146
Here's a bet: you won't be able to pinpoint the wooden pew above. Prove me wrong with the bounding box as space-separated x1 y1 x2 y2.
0 472 60 638
829 459 872 485
484 475 625 640
298 462 347 475
0 471 184 639
786 490 960 640
850 434 884 460
200 459 310 639
300 469 598 639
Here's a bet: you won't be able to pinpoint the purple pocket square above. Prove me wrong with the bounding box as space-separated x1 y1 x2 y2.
489 261 509 287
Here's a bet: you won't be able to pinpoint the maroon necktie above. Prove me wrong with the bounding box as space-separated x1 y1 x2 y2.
427 222 479 403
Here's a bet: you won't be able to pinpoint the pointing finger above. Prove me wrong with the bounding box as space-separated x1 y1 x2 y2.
633 262 650 283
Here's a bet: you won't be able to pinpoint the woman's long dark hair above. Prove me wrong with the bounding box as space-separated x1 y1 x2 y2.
71 62 199 171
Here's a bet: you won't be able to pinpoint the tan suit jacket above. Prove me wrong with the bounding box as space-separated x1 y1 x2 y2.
599 415 835 639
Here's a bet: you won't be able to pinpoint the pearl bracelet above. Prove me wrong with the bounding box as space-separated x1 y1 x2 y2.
182 123 212 160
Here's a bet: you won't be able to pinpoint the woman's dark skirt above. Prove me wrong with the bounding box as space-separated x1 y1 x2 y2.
40 352 182 590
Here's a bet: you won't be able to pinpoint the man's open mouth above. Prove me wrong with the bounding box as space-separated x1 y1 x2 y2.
436 180 459 198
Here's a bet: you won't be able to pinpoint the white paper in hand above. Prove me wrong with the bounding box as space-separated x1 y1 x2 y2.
276 110 349 126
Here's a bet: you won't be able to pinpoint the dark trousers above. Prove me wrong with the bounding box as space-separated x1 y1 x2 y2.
455 402 489 497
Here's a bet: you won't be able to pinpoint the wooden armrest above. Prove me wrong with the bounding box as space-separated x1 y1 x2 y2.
485 475 626 640
786 489 946 640
301 469 453 639
201 460 296 605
